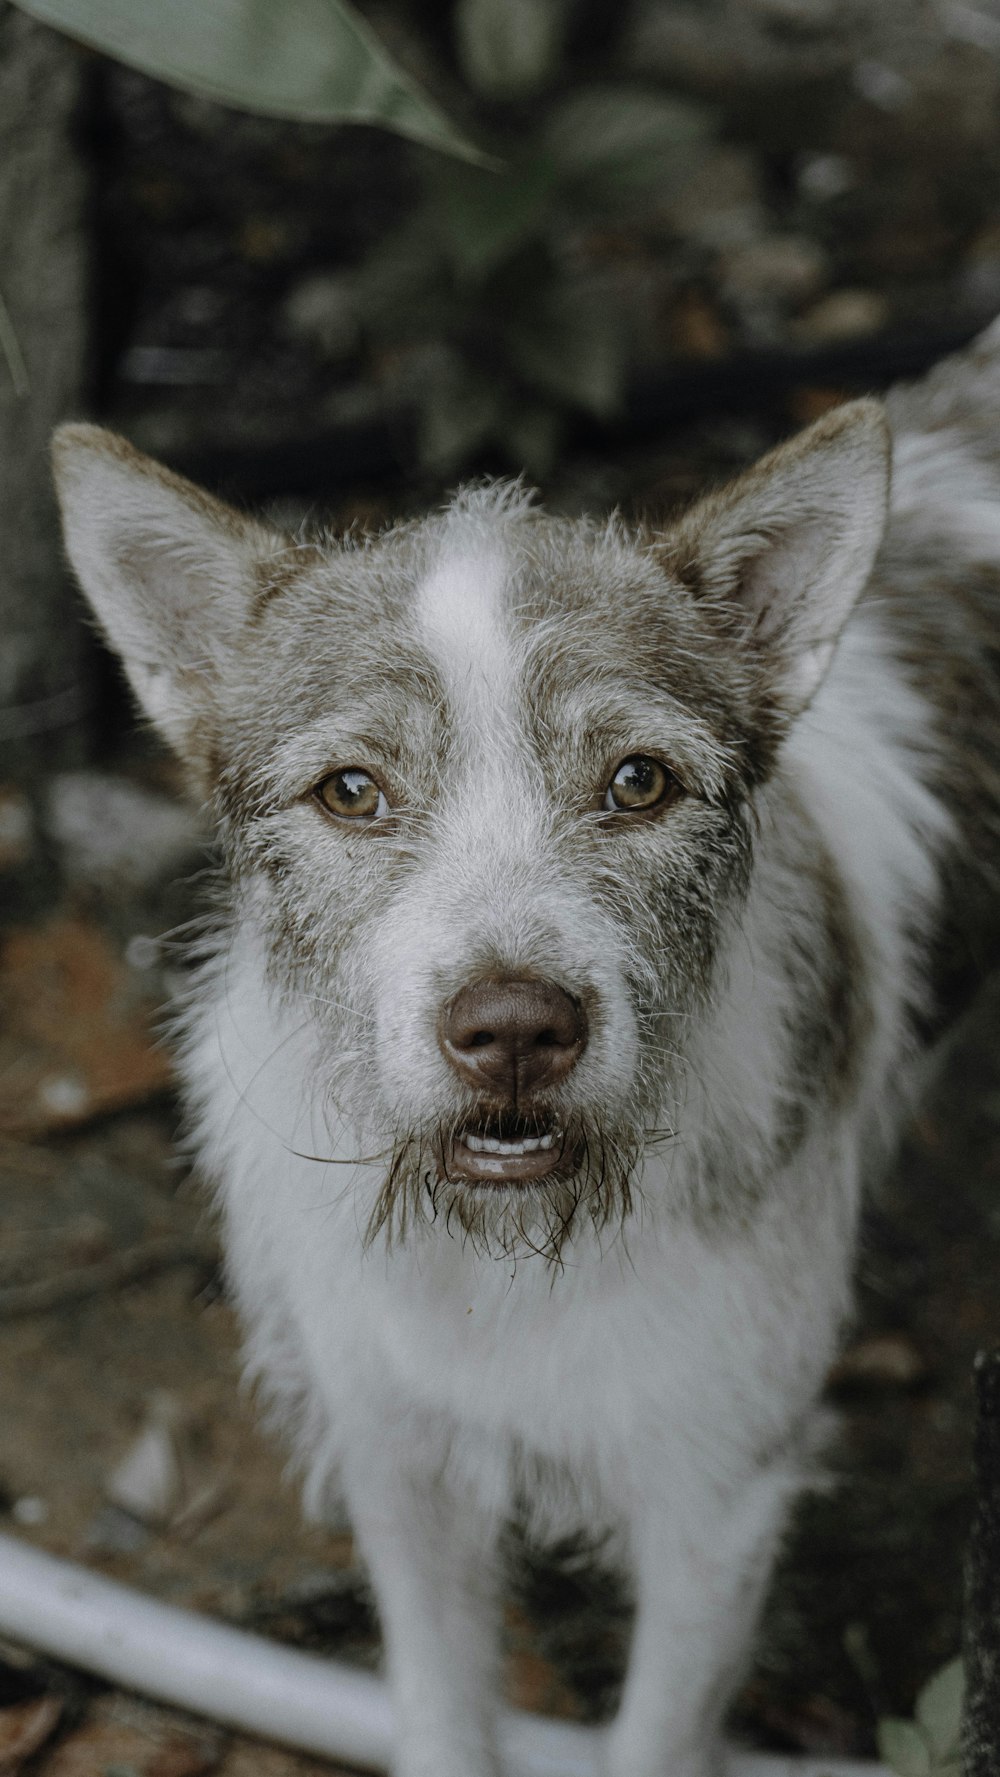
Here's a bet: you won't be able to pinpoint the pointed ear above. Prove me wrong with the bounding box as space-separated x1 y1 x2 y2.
52 424 282 769
666 400 891 718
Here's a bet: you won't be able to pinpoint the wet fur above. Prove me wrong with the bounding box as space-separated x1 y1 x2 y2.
52 325 1000 1777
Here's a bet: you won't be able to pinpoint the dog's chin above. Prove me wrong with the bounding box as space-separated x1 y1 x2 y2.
364 1109 640 1264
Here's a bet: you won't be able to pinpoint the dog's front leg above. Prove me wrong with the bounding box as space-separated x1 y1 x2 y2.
605 1459 792 1777
342 1443 503 1777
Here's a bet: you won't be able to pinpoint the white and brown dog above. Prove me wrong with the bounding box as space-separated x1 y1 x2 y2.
53 323 1000 1777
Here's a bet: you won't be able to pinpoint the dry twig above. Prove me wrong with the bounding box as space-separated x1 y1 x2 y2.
0 1236 219 1320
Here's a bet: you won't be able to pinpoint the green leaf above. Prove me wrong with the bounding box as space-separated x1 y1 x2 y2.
877 1719 933 1777
416 355 502 472
915 1659 964 1762
544 85 713 203
13 0 487 161
434 154 558 279
455 0 568 99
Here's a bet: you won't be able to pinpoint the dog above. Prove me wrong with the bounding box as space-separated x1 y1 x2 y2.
52 321 1000 1777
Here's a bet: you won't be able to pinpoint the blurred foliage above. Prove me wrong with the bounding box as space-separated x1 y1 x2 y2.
877 1658 964 1777
12 0 485 159
361 4 714 472
16 0 720 476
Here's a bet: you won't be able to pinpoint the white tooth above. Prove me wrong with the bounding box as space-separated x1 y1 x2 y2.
461 1130 561 1159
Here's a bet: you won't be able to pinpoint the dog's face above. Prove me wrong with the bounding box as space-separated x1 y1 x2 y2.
54 410 889 1259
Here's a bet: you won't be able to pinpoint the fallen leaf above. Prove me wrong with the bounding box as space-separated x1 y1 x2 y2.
43 1712 219 1777
828 1333 928 1392
0 1695 63 1774
105 1396 187 1527
0 917 172 1136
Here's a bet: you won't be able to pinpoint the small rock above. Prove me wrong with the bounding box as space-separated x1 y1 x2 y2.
125 935 161 973
106 1394 187 1527
794 288 888 343
719 233 829 307
35 1075 90 1122
853 58 912 111
665 145 765 247
10 1498 48 1528
828 1333 928 1391
282 274 359 361
797 152 855 201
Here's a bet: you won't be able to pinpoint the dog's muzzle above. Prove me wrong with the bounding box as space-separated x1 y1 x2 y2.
437 976 587 1184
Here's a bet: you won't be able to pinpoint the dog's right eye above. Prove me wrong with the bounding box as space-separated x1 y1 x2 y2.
604 755 679 814
314 769 388 821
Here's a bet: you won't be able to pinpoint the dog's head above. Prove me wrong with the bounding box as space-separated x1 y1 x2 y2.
53 410 888 1260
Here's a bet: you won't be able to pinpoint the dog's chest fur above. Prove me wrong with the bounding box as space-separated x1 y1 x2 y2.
184 595 946 1515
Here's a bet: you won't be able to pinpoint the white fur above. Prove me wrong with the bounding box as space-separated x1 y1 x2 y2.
183 593 948 1777
891 428 1000 558
416 539 516 731
54 390 984 1777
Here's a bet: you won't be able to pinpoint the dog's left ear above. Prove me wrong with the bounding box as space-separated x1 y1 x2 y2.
52 423 283 776
665 399 890 718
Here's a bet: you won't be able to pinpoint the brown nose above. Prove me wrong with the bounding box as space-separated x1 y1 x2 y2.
439 976 587 1100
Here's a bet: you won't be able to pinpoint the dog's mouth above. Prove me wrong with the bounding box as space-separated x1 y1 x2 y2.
444 1112 569 1185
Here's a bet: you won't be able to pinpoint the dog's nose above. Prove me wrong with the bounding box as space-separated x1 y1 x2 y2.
439 977 587 1099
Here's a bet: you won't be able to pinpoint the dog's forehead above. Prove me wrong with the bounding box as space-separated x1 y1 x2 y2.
411 527 520 727
242 493 739 784
258 504 663 703
404 502 690 700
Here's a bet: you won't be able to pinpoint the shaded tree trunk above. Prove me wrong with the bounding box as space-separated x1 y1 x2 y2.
0 4 91 778
962 1348 1000 1776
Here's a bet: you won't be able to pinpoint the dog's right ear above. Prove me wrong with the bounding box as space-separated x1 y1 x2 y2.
52 424 281 773
661 400 890 723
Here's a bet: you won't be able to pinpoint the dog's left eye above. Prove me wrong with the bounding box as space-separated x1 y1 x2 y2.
604 755 678 814
315 769 388 821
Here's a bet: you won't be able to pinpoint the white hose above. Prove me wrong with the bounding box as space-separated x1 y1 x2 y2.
0 1534 886 1777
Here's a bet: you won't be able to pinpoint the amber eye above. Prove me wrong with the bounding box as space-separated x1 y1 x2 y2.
604 755 677 814
315 769 388 821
